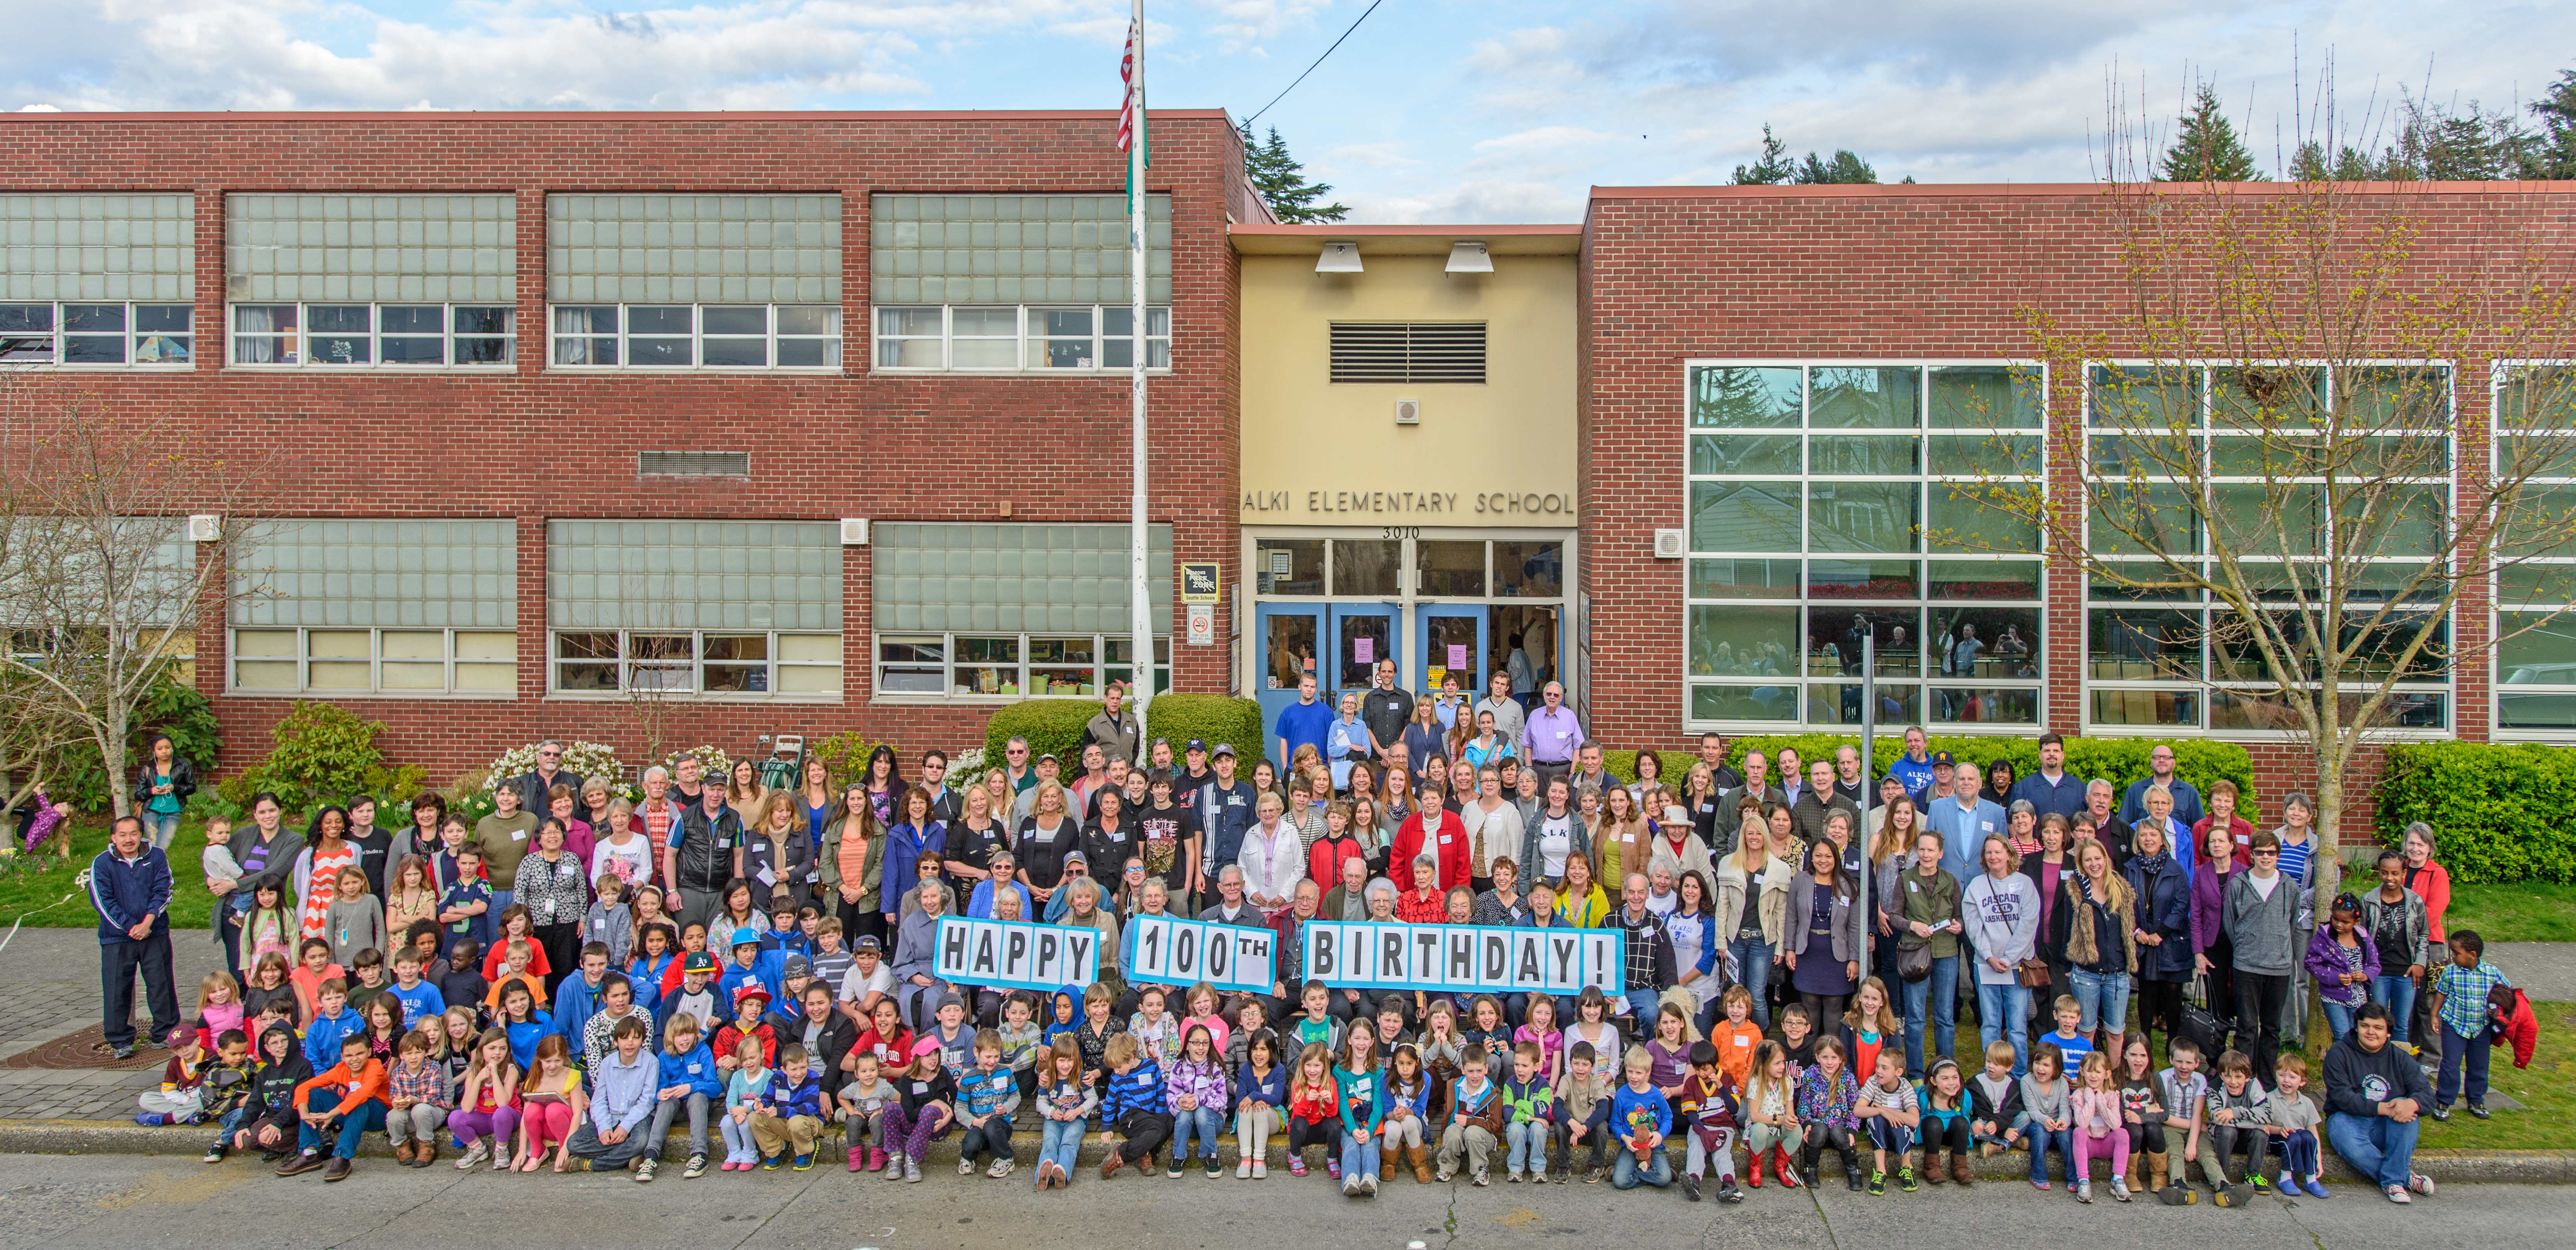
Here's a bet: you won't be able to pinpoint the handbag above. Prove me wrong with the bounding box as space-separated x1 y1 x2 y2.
2015 958 2053 990
1896 936 1933 983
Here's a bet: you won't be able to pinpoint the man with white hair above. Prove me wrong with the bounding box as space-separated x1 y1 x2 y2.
508 740 584 821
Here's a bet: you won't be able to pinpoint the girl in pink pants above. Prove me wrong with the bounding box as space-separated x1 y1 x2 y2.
2070 1053 2132 1203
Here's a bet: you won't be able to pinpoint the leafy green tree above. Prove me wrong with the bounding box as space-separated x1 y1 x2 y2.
1238 123 1348 223
2159 82 2268 182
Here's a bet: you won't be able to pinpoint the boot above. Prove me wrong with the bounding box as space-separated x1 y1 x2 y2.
392 1141 415 1165
1747 1151 1766 1188
1838 1144 1864 1191
1775 1145 1803 1188
1924 1150 1947 1185
2125 1151 2144 1196
416 1141 436 1168
1950 1152 1974 1187
1799 1145 1822 1190
1407 1144 1432 1184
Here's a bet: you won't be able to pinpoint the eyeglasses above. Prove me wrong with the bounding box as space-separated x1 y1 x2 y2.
1007 748 1028 757
2252 848 2279 857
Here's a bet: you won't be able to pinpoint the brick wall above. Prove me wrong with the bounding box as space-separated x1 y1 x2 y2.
0 111 1246 780
1577 182 2576 846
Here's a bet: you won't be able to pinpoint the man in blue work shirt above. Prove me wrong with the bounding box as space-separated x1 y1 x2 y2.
2009 732 2088 825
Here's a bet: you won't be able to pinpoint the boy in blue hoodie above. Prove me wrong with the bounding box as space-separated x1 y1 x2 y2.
716 935 782 1010
645 1012 721 1180
749 1042 825 1170
301 979 364 1072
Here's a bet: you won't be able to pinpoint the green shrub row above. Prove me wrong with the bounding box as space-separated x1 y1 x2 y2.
981 695 1264 777
2377 742 2576 884
1603 734 2257 809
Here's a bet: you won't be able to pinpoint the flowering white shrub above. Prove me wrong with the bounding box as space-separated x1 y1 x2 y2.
485 741 629 793
665 744 735 786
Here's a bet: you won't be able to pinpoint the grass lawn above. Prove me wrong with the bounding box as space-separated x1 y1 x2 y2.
2446 882 2576 944
0 816 219 930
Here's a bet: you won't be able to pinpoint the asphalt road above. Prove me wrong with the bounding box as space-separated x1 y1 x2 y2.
0 1152 2561 1250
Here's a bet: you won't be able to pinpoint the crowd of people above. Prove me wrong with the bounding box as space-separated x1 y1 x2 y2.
85 676 2527 1205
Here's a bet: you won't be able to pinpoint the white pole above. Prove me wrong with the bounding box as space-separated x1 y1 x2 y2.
1127 0 1153 746
1860 632 1875 978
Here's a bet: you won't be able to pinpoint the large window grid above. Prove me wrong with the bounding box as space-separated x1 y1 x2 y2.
874 632 1169 698
872 304 1169 372
2494 361 2576 737
231 627 514 695
1683 362 2046 730
2082 361 2455 734
549 303 839 369
551 630 841 696
230 302 511 367
0 301 193 365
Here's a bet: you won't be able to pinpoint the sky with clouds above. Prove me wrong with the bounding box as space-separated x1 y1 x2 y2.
6 1 2570 223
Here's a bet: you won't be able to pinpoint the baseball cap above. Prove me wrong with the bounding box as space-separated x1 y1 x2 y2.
1036 753 1058 765
732 984 770 1010
1211 742 1236 758
683 952 716 973
1929 750 1955 766
910 1035 945 1058
781 954 812 979
852 935 882 953
1186 739 1208 753
731 932 762 949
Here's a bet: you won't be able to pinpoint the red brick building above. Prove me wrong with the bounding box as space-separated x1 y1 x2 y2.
0 110 1259 777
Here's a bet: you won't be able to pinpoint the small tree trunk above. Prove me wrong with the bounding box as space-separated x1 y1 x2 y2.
2312 753 2344 906
103 700 131 821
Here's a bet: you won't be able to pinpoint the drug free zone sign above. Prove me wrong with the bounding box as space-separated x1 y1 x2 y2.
1302 921 1624 996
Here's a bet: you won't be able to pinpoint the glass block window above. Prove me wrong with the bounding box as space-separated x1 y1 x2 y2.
0 194 195 301
1684 363 2045 731
546 520 840 631
2494 362 2576 737
223 194 513 303
231 519 516 628
546 195 840 304
870 194 1171 306
871 523 1174 635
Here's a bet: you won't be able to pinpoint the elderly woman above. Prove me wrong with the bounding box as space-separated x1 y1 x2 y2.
892 880 955 1030
1396 855 1448 924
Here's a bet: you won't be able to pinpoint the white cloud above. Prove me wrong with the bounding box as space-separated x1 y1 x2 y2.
1315 140 1421 172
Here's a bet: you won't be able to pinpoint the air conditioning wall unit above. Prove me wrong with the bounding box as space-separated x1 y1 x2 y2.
840 518 871 546
1395 398 1421 425
1652 528 1684 559
186 514 223 543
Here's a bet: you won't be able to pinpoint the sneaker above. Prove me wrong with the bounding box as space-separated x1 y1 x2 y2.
2384 1185 2412 1204
2251 1173 2270 1193
885 1152 908 1182
2032 1178 2050 1191
2469 1103 2491 1120
761 1155 783 1171
963 1157 981 1176
133 1112 163 1128
1718 1176 1744 1204
1436 1167 1455 1184
2407 1173 2435 1197
1362 1174 1379 1195
1507 1169 1523 1183
1899 1167 1918 1193
2159 1183 2197 1205
1871 1170 1888 1197
1205 1155 1221 1179
2217 1183 2253 1207
2075 1179 2092 1204
1529 1168 1547 1184
1166 1158 1184 1179
1586 1166 1604 1184
683 1154 708 1179
456 1141 490 1172
1327 1158 1341 1180
202 1146 225 1164
2428 1104 2450 1122
2303 1177 2331 1199
987 1159 1014 1179
2110 1174 2130 1202
904 1156 923 1183
1238 1158 1253 1179
1472 1168 1489 1187
1342 1175 1360 1196
111 1045 137 1061
1682 1174 1701 1201
1252 1160 1268 1178
636 1157 658 1183
792 1153 814 1172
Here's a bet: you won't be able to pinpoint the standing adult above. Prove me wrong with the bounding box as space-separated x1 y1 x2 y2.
1783 838 1861 1030
293 807 358 942
2117 744 2204 830
1085 683 1143 766
2052 838 2136 1052
1962 834 2040 1078
1137 771 1202 916
1694 731 1743 792
2190 819 2242 1046
1714 816 1792 1027
2399 822 2452 1065
1460 767 1524 894
507 741 584 826
1196 745 1256 909
818 783 887 949
1475 671 1526 758
92 816 179 1060
2323 1004 2438 1204
2223 830 2300 1079
1390 777 1471 896
2122 821 2191 1049
1273 672 1334 773
1400 698 1448 775
2271 794 2323 1048
1724 750 1787 813
2008 732 2086 826
472 785 538 916
662 781 744 936
1926 760 2003 885
917 749 961 828
1891 829 1962 1080
132 734 195 852
1519 682 1582 793
211 792 302 973
2358 850 2432 1049
1359 657 1415 766
515 819 588 996
1506 632 1540 710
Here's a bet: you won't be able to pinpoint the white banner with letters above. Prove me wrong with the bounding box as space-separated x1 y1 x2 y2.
932 916 1103 995
1123 914 1276 996
1298 921 1622 996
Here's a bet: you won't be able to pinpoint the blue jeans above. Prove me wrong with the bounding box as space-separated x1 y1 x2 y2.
1340 1131 1380 1180
2026 1123 2073 1184
1729 937 1774 1027
297 1091 387 1158
1901 956 1958 1078
2370 975 2417 1044
1978 981 2032 1078
2321 1000 2358 1045
2326 1111 2418 1190
2436 1023 2491 1107
1506 1121 1544 1173
1171 1105 1223 1161
211 1102 259 1153
142 810 181 851
1039 1116 1085 1175
2068 968 2129 1037
1612 1144 1673 1189
1621 988 1661 1024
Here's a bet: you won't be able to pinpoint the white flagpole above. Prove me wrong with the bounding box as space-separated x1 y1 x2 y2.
1127 0 1154 747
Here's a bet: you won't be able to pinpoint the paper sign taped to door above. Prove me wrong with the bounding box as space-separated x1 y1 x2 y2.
1354 637 1373 663
1449 644 1468 669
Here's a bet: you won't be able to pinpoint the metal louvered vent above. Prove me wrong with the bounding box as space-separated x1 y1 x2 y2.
638 451 751 478
1329 322 1487 384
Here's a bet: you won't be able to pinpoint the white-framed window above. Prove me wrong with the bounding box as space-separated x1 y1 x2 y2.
871 305 1170 372
873 631 1169 699
548 303 840 369
228 302 512 367
2493 361 2576 738
0 301 194 366
2081 361 2455 735
549 630 841 696
1683 361 2045 731
230 627 515 695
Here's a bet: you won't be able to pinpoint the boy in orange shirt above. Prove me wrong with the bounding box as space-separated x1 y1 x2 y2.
1708 986 1764 1092
276 1033 388 1182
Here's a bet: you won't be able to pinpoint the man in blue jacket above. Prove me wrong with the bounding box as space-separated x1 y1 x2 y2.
1195 744 1255 912
91 816 179 1059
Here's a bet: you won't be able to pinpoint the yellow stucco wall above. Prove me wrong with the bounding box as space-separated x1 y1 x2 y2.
1237 251 1577 526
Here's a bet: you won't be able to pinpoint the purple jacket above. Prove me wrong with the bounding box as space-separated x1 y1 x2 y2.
1163 1056 1229 1114
2188 864 2232 955
2303 926 2380 1008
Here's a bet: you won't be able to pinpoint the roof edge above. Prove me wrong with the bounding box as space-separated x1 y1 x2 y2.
1591 180 2576 199
0 108 1232 124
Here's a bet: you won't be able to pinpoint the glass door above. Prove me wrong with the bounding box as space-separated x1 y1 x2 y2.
1254 603 1324 764
1419 610 1488 702
1330 604 1397 696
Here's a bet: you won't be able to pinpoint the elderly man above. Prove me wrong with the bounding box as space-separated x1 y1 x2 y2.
892 881 955 1030
1083 683 1142 766
1320 856 1373 922
508 740 585 824
1198 864 1259 926
1520 682 1582 792
1265 878 1324 1025
93 815 179 1060
662 779 745 934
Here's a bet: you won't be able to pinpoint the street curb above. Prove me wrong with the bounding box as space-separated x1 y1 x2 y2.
1 1120 2567 1184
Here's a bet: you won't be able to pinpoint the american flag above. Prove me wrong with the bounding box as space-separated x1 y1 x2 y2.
1118 16 1140 153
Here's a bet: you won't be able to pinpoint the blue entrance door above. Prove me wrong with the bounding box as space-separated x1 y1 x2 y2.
1329 604 1398 698
1254 603 1324 767
1417 608 1489 702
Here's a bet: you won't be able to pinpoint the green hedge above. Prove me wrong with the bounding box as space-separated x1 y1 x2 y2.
979 695 1267 776
1604 734 2256 809
2377 742 2576 884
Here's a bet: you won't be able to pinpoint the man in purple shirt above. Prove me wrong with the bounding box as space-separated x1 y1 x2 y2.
1520 681 1583 792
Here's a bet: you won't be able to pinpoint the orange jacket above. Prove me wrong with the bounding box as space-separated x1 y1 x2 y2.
293 1058 390 1119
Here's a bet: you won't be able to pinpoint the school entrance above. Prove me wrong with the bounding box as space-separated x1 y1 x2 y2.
1244 528 1576 767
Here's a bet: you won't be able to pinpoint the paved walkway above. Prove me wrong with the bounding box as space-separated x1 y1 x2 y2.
0 927 225 1122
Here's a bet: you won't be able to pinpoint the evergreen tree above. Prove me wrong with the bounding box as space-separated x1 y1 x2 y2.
1730 125 1796 185
2159 82 2269 182
1238 123 1348 223
1795 150 1879 184
2530 69 2576 179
